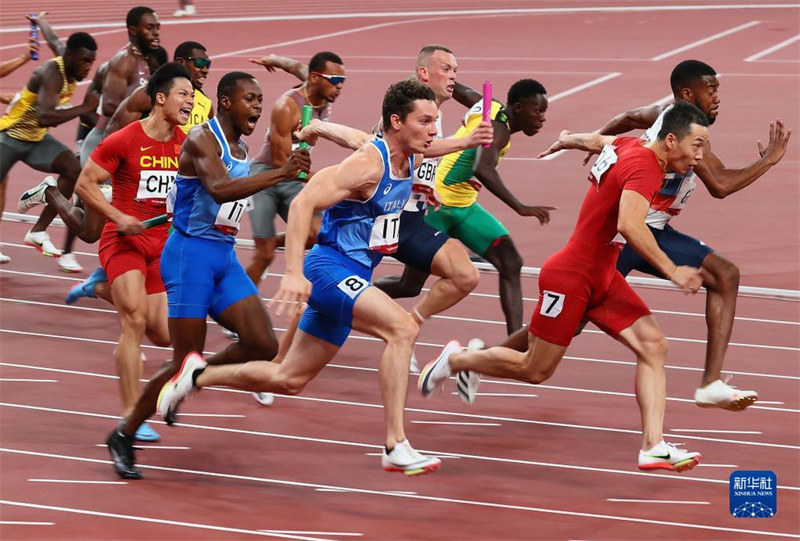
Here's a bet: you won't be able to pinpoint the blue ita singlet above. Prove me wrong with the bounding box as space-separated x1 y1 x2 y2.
171 118 251 243
316 138 414 269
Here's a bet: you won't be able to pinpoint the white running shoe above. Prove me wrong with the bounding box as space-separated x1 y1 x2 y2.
157 352 207 418
252 392 275 406
173 4 196 16
695 378 758 411
0 251 10 264
24 230 62 257
418 340 461 397
638 441 701 472
409 352 420 374
58 252 83 273
455 338 484 404
18 176 56 213
381 439 441 476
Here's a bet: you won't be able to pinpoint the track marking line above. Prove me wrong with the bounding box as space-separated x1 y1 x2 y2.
670 429 763 434
1 457 798 539
745 34 800 62
607 499 710 504
0 521 54 525
3 404 799 483
27 479 126 485
0 378 58 383
651 21 761 61
411 421 502 426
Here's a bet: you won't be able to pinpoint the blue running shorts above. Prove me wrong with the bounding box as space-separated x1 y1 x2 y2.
298 244 373 347
392 210 449 273
161 231 258 319
617 224 713 277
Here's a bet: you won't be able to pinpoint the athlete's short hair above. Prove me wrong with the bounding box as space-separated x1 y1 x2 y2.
126 6 156 28
507 79 547 106
416 44 454 67
308 52 343 73
66 32 98 53
151 46 168 68
174 41 206 61
381 79 436 129
217 71 257 100
506 79 547 106
146 62 192 105
670 60 716 95
657 101 709 141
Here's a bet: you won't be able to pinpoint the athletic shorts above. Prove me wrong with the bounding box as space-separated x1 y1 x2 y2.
79 126 103 167
298 244 373 347
160 231 257 319
424 201 508 256
98 228 167 294
617 224 713 277
0 131 71 179
392 210 449 273
248 162 321 238
529 264 651 347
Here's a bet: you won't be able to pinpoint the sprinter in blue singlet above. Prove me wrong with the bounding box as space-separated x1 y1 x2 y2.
158 80 445 476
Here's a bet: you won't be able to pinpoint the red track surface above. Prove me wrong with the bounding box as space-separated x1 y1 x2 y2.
1 2 798 539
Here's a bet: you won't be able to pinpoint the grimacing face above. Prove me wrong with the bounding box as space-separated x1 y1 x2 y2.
159 77 194 126
229 78 264 136
421 50 457 103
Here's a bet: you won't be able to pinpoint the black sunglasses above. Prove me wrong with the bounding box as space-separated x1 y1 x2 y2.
184 57 211 69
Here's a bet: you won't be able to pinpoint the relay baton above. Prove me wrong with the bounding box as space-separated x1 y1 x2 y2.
29 15 39 60
482 81 492 147
117 213 169 236
297 104 313 180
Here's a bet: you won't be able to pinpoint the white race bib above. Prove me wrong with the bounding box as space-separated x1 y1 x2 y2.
136 170 175 204
589 145 618 187
539 291 565 318
214 198 249 235
368 212 401 254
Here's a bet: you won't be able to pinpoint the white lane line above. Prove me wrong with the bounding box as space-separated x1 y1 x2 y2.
608 499 710 505
0 379 58 383
670 429 763 434
697 464 740 468
756 401 786 405
0 499 328 540
547 73 622 102
261 531 363 537
651 21 761 61
1 4 794 34
745 34 800 62
4 402 799 482
3 353 798 415
0 521 54 525
468 393 538 398
2 458 798 539
411 421 502 426
94 444 191 450
177 413 246 418
28 479 127 485
4 291 800 357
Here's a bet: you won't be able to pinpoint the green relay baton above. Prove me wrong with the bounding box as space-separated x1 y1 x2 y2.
297 104 313 180
117 213 169 236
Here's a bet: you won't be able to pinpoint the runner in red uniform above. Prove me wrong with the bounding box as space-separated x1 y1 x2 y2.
75 63 193 440
420 102 710 472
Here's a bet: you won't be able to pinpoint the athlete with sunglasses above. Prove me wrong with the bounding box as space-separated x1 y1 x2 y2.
245 52 345 292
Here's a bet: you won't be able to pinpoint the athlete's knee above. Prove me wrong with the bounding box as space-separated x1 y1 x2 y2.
387 311 419 344
241 334 279 361
146 328 171 348
120 310 147 335
712 258 740 291
452 264 480 294
638 332 668 365
491 239 523 276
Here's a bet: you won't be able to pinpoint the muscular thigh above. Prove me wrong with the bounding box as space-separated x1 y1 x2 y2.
529 266 592 347
586 271 651 340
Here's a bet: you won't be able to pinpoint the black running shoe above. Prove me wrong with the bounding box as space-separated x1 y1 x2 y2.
106 429 143 479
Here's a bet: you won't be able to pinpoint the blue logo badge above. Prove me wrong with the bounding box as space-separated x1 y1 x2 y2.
730 470 776 518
